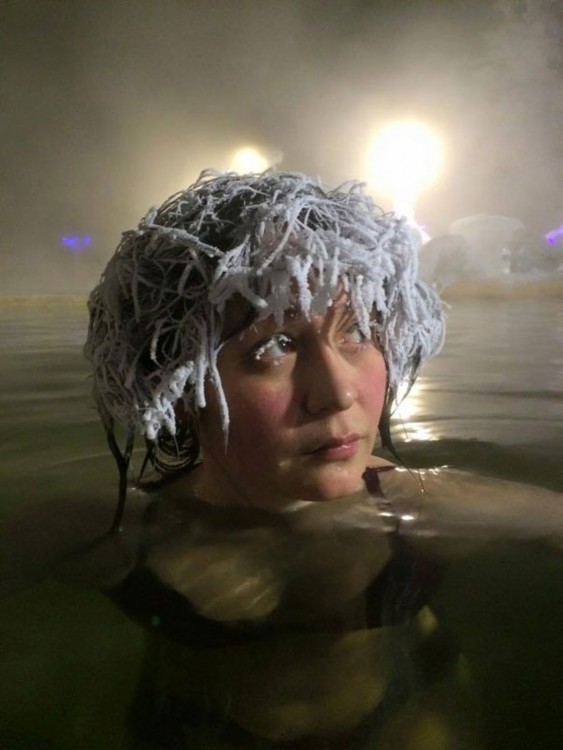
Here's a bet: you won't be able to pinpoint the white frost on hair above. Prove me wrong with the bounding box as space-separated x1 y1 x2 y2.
85 170 445 445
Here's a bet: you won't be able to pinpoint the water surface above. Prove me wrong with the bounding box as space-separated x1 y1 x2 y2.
1 296 562 749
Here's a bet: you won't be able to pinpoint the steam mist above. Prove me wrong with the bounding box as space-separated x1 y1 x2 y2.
2 0 562 293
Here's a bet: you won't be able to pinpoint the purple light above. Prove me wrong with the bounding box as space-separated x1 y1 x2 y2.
60 233 92 253
544 224 563 246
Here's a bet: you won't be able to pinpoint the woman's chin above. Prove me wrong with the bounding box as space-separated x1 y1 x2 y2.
295 466 366 502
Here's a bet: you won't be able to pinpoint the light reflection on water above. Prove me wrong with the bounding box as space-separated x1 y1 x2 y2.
393 383 439 442
0 296 562 749
392 298 563 490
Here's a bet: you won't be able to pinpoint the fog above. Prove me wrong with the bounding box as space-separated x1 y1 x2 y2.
2 0 562 293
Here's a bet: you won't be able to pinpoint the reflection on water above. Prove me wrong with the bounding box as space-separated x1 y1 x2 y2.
393 386 439 443
0 296 562 749
394 299 563 491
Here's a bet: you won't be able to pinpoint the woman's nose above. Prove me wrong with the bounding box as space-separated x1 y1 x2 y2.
302 346 357 415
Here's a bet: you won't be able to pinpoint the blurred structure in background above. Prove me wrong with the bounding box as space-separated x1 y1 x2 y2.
419 215 563 292
449 214 524 277
419 233 469 291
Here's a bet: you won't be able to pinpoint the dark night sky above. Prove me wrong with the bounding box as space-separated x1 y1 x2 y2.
2 0 562 292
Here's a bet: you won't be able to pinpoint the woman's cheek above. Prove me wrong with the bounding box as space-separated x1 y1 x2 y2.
367 369 387 408
357 358 387 420
228 385 290 449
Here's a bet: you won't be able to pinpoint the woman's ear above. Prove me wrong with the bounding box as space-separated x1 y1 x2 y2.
151 395 201 475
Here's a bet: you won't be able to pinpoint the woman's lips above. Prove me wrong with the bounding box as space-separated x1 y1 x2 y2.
306 434 361 461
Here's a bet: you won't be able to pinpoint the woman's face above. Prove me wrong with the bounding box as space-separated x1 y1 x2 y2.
197 297 387 509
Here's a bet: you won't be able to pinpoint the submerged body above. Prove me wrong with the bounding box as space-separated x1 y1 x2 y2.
4 452 563 748
95 461 562 749
107 463 466 749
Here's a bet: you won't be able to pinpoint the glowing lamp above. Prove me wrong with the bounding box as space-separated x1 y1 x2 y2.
367 120 443 228
230 146 269 174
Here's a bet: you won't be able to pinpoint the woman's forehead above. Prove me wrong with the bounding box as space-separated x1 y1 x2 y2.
222 291 356 341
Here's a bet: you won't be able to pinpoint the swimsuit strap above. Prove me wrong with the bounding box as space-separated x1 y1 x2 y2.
363 465 402 536
363 465 446 626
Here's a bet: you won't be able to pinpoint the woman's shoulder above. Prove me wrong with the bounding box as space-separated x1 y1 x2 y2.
377 465 563 559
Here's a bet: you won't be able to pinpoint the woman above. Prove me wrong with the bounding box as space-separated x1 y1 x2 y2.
84 170 476 748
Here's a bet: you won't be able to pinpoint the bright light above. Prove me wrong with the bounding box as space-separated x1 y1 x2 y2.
368 120 443 228
230 146 269 174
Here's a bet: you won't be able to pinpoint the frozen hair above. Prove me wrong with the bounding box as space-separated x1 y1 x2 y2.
85 170 444 530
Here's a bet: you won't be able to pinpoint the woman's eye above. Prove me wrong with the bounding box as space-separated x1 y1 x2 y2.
252 333 295 362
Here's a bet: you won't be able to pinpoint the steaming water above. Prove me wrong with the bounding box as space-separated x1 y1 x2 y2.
1 296 562 749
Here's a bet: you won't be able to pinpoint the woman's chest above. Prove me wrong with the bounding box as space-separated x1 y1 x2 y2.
144 503 394 628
